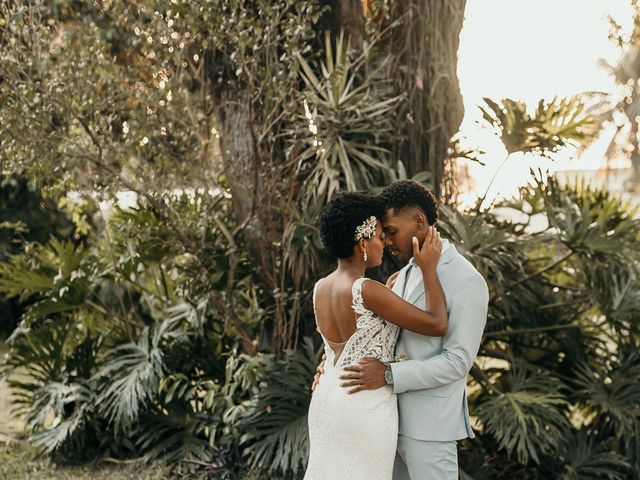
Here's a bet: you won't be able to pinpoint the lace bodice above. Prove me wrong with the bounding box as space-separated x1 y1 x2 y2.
313 277 399 368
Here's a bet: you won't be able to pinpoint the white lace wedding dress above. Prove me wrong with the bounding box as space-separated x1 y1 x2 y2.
305 277 400 480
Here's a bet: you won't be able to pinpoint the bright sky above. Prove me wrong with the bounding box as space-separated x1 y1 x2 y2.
457 0 634 206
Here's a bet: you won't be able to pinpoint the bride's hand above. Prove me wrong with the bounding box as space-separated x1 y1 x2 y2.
412 226 442 273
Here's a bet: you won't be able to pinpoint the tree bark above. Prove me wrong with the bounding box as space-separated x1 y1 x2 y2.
216 90 274 280
388 0 467 200
323 0 366 48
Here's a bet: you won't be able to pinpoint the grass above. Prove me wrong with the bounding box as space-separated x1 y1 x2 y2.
0 441 170 479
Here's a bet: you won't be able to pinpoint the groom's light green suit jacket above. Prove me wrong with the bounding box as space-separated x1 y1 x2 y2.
389 242 489 441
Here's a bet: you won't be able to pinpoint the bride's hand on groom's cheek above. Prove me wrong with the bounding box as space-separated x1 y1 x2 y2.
339 357 386 394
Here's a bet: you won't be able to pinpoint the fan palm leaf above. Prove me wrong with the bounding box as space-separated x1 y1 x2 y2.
476 362 570 464
94 316 185 433
28 380 94 455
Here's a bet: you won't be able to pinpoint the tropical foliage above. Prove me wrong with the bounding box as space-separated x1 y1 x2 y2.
480 96 601 157
477 95 602 208
444 170 640 479
0 175 78 337
2 168 638 479
0 192 322 477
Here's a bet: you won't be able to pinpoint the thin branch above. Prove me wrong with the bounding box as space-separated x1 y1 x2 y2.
470 364 502 396
478 152 511 210
510 251 575 288
485 324 582 338
211 213 256 355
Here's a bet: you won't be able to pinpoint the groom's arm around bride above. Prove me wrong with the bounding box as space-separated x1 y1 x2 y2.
340 267 488 397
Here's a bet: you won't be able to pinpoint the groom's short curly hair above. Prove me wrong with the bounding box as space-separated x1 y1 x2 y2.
318 192 384 259
379 180 439 226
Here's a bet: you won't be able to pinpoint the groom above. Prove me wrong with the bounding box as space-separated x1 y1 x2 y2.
324 180 489 479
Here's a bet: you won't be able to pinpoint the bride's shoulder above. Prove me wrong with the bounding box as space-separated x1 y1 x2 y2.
314 274 333 288
358 277 387 296
356 279 395 316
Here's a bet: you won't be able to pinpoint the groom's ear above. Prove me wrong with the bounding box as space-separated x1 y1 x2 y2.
414 212 427 230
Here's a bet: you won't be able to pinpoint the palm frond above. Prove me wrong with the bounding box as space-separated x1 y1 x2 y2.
477 362 570 464
239 337 322 476
535 171 637 246
135 412 221 468
480 96 601 157
93 316 185 433
1 320 71 399
28 380 94 455
559 431 629 480
573 351 640 458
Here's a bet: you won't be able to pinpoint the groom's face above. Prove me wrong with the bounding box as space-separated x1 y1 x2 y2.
381 207 428 263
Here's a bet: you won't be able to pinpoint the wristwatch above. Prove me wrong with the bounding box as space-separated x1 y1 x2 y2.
384 362 394 385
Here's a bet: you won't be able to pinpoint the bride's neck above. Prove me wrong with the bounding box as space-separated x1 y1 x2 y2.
337 258 366 277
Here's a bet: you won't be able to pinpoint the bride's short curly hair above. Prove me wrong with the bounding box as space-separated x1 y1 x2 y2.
318 192 384 259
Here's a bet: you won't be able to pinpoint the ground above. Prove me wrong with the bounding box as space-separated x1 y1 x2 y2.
0 442 169 480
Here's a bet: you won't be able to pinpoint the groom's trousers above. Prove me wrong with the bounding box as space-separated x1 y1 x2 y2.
392 434 458 480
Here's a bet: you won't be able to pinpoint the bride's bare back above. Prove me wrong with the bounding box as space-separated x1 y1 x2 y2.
313 271 360 362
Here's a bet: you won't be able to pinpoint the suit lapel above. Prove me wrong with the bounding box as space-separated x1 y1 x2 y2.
392 263 412 298
405 280 425 305
405 244 458 305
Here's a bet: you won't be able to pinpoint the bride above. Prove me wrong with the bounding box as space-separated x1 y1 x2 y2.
305 192 448 480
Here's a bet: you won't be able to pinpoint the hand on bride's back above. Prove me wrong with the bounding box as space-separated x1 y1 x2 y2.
311 354 327 392
413 226 442 272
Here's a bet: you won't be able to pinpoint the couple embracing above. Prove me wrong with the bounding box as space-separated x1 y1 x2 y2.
304 180 489 480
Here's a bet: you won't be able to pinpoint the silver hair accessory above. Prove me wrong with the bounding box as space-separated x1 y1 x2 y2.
354 216 377 242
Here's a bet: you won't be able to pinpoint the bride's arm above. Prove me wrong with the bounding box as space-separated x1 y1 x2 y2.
362 228 447 336
362 275 447 336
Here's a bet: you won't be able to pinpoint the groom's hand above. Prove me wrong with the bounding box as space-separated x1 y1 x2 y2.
339 357 386 394
311 354 327 392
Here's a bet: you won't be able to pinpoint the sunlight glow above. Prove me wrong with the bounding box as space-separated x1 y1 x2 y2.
457 0 634 206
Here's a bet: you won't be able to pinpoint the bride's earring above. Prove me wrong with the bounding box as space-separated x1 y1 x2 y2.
363 250 368 262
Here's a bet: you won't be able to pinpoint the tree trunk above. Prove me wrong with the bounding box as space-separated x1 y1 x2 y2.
214 1 467 351
628 116 640 193
388 0 467 200
323 0 366 48
216 90 275 281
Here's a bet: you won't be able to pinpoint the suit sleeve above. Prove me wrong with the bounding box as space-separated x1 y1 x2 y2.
390 275 489 394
